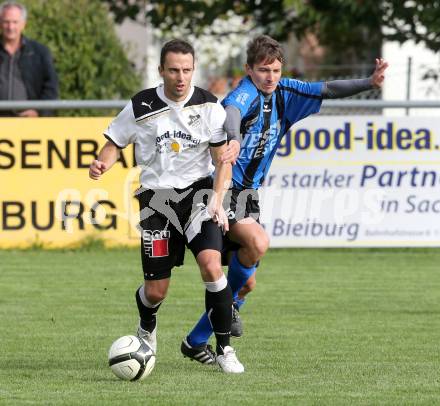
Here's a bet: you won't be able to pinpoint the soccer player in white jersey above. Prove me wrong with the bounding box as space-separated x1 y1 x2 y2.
89 39 244 373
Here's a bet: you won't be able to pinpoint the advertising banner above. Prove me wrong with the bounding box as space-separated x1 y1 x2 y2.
0 118 139 248
1 116 439 248
259 116 440 246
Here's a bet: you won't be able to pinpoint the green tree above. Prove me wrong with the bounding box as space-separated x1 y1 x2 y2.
23 0 141 115
106 0 294 39
287 0 440 61
104 0 440 51
104 0 440 59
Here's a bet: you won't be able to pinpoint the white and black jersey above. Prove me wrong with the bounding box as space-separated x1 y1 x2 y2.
104 84 226 189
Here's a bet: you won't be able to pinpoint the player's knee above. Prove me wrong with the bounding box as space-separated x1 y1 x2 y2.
145 287 167 304
199 258 223 282
249 234 269 263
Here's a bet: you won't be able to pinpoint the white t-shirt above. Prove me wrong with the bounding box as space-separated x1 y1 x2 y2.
104 84 226 189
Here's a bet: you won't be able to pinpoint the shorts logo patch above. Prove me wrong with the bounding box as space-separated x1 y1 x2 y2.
143 230 171 257
226 208 235 219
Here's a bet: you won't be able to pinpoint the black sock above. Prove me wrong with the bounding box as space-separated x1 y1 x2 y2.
205 284 233 354
135 287 162 332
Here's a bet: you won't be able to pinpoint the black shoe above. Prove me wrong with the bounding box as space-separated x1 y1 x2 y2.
231 303 243 338
181 337 216 365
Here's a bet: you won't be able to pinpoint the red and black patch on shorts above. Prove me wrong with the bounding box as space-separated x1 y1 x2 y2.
143 230 170 257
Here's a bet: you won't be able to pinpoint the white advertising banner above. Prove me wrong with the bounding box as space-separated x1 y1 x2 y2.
259 116 440 247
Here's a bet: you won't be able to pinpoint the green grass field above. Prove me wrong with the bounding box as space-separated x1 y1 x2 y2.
1 248 440 405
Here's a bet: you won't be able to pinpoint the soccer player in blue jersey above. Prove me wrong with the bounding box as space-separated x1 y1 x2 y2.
180 35 388 363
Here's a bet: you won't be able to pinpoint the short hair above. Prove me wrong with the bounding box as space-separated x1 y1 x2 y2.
246 35 285 67
160 39 195 67
0 1 27 21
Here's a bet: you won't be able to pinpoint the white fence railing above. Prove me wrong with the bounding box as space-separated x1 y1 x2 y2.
1 100 440 111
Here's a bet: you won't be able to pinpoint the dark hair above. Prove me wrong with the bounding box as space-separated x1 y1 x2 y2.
246 35 285 67
160 39 195 67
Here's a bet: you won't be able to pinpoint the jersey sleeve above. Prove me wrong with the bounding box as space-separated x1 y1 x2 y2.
222 77 259 117
224 105 242 143
208 101 227 147
103 101 137 148
279 78 323 124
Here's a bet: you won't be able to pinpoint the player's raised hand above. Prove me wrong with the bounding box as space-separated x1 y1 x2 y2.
220 140 240 165
371 58 389 88
89 160 107 180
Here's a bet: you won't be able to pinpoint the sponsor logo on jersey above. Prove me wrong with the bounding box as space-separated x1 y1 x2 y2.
156 130 201 153
236 92 249 106
240 120 281 159
171 141 180 153
254 127 271 158
188 114 201 128
143 229 171 257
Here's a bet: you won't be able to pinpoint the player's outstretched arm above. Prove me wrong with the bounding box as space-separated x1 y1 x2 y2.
321 58 389 99
210 144 232 232
220 105 242 165
89 141 120 180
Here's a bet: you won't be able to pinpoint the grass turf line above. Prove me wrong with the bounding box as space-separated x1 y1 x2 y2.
0 248 439 405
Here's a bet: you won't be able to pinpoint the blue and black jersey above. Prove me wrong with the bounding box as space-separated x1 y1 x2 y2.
222 76 323 189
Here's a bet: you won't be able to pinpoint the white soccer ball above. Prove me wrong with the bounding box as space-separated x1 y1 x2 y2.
108 335 156 381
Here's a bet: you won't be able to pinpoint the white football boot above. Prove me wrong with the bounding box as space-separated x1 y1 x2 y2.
216 346 244 373
137 325 157 354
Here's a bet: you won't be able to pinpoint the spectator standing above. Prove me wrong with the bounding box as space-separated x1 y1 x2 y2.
0 1 58 116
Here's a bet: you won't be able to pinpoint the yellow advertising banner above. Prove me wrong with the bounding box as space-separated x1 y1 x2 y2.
0 118 140 248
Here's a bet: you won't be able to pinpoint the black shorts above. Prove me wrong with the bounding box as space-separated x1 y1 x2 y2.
221 188 261 265
137 177 223 280
227 188 261 225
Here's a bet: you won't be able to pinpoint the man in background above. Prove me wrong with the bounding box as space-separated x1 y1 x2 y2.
0 1 58 117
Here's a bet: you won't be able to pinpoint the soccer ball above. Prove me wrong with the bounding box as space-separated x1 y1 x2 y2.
108 335 156 381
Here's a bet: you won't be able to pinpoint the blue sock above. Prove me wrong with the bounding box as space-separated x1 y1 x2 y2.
187 252 256 346
187 313 212 347
227 251 256 297
234 297 246 309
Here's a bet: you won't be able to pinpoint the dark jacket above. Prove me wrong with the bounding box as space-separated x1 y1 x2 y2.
0 36 59 116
